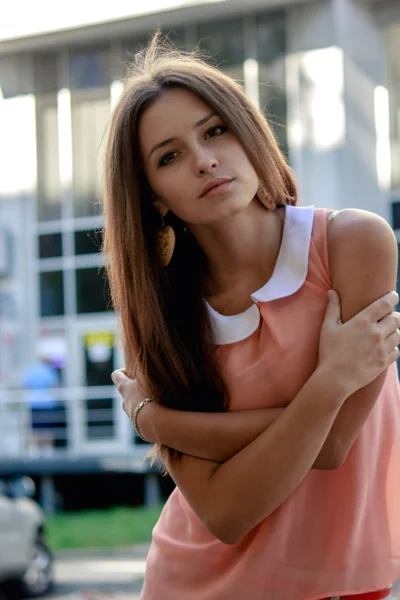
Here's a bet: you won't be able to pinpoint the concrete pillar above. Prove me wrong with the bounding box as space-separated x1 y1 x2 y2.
144 472 161 508
286 0 390 220
40 475 57 515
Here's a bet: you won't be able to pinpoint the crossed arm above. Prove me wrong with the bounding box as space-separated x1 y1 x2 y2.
117 209 398 543
135 209 398 471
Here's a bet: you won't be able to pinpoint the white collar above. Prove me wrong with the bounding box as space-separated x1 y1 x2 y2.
206 205 315 345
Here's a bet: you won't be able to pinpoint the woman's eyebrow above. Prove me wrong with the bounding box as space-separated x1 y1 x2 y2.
148 112 217 158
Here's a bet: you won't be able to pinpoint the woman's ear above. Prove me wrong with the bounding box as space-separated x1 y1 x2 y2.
152 194 169 217
256 185 276 211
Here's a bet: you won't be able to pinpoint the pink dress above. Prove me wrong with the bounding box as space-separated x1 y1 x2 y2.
141 206 400 600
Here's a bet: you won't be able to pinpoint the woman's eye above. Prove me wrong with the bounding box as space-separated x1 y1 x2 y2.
157 126 227 166
205 125 228 139
159 152 179 167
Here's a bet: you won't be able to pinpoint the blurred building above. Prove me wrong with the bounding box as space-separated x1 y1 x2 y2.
0 0 399 511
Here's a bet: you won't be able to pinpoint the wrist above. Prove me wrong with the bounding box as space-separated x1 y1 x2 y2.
313 364 349 406
136 399 160 443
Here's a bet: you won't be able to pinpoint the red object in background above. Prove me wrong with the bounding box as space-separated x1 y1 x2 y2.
322 587 392 600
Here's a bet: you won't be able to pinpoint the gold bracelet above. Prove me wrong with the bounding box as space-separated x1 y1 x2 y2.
133 397 153 442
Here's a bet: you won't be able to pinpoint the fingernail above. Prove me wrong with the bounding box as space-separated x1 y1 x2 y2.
111 371 121 385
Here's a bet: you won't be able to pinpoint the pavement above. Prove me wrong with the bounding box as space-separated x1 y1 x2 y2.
11 545 400 599
36 545 150 600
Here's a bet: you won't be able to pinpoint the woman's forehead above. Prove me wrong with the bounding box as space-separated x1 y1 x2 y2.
148 87 210 116
139 88 213 151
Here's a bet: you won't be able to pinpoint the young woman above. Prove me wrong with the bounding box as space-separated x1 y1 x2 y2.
105 33 400 600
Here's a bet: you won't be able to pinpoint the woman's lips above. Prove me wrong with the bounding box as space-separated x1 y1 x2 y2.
202 180 234 198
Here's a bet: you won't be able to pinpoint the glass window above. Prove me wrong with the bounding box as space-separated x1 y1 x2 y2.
74 229 103 255
85 398 114 440
124 34 153 61
69 49 110 90
124 29 186 63
0 55 34 98
53 405 68 448
257 12 287 156
198 19 245 70
392 202 400 229
259 60 288 156
83 332 114 386
39 233 62 258
387 25 400 189
76 267 112 314
164 28 186 50
257 13 286 63
40 271 64 316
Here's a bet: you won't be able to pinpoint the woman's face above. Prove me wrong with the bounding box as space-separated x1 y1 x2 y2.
139 87 259 226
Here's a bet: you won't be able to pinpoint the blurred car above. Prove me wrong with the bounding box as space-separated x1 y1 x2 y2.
0 477 53 597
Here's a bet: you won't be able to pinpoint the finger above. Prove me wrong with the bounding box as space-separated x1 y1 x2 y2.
359 291 399 323
324 290 342 324
111 369 129 391
384 329 400 353
388 346 400 365
380 312 400 338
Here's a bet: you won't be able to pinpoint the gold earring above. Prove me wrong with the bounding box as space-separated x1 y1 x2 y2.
156 214 176 267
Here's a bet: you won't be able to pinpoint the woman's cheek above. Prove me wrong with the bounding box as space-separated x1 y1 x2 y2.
164 175 185 201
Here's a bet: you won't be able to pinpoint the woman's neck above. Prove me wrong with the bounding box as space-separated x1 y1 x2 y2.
191 200 285 298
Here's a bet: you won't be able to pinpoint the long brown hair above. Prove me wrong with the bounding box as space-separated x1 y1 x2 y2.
103 32 297 460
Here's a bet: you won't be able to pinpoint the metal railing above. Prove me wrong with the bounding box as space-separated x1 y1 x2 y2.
0 386 147 462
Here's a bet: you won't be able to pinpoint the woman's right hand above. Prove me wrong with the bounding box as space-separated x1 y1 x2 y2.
111 369 158 443
318 289 400 397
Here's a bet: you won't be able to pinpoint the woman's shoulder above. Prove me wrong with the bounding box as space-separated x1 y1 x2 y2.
327 208 396 254
327 208 398 312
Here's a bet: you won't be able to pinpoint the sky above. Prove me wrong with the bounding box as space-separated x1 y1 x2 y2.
0 0 224 41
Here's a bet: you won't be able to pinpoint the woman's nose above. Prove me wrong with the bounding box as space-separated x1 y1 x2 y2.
195 149 219 175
